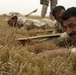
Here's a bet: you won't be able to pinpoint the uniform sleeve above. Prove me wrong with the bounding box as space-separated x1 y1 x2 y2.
56 32 72 47
51 32 71 47
52 21 62 34
69 47 76 57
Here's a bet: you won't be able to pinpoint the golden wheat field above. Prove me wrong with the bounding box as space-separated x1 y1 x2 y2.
0 14 76 75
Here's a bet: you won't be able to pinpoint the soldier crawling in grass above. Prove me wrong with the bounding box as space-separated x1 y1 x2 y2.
4 12 55 30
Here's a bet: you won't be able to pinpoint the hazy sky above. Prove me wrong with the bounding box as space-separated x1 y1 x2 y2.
0 0 76 16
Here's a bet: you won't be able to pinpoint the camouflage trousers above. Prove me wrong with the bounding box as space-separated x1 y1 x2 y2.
41 0 57 19
50 0 57 11
41 4 48 18
50 0 57 20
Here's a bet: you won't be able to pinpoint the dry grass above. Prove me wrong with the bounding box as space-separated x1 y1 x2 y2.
0 15 76 75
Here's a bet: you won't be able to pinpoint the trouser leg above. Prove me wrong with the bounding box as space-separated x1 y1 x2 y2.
49 0 57 20
41 4 48 18
51 0 57 11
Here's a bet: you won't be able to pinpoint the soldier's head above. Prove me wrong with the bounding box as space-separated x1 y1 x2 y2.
52 6 65 24
62 7 76 40
5 12 18 27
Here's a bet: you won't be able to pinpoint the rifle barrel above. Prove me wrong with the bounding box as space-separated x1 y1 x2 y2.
17 33 62 41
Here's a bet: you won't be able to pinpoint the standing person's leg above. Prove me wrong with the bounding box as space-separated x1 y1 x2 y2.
41 0 49 18
51 0 57 11
41 4 48 18
49 0 57 20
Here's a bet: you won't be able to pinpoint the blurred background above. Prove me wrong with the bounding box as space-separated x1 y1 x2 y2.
0 0 76 16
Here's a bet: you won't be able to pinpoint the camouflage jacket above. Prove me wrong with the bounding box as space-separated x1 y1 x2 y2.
52 21 66 34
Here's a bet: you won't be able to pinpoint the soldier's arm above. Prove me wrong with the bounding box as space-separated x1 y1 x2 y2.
36 48 69 57
35 47 76 57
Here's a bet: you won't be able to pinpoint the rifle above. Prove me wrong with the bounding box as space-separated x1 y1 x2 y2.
17 33 61 41
25 9 38 17
17 33 62 45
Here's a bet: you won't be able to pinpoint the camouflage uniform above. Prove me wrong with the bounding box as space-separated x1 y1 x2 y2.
52 21 66 34
5 12 55 30
50 0 57 12
41 0 57 19
21 18 55 30
16 17 29 28
56 32 71 47
5 13 28 28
